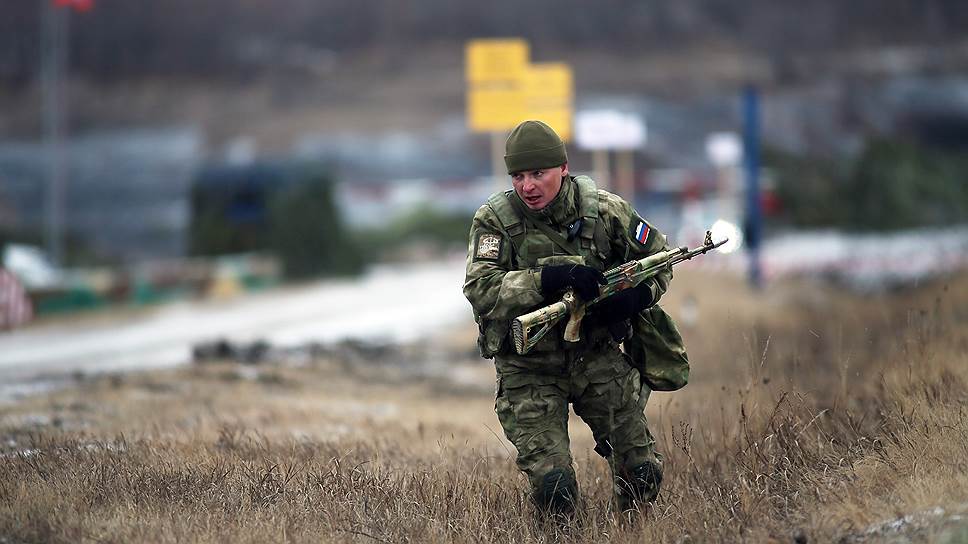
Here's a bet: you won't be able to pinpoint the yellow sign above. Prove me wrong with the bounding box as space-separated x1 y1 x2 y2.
524 62 573 100
465 39 573 138
467 84 527 132
524 62 573 140
534 109 573 142
465 39 529 83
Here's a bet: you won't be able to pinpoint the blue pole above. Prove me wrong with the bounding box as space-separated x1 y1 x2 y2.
743 86 763 288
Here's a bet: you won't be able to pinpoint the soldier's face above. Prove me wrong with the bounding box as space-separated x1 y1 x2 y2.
511 164 568 210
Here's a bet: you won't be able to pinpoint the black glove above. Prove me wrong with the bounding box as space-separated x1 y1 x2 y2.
540 264 606 301
585 281 655 328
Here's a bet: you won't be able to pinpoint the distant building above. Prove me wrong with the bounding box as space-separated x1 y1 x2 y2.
0 129 202 260
0 128 202 263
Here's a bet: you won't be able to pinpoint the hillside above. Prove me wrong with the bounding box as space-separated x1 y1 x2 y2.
2 270 967 542
4 0 968 84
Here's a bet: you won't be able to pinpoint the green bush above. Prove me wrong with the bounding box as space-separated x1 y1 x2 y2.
189 164 363 280
268 175 363 279
767 150 852 228
352 205 473 257
767 139 968 231
845 139 968 230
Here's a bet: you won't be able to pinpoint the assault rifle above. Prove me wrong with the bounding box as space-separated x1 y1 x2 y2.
511 230 726 355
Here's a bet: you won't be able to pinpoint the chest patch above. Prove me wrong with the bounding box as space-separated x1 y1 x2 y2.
633 220 651 245
476 233 502 260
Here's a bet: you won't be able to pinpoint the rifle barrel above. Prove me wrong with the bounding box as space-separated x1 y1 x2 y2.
668 238 727 266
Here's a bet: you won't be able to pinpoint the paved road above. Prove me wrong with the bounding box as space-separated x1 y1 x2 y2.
0 258 471 383
7 226 963 385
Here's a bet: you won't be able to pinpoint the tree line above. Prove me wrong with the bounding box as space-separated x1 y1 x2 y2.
3 0 967 84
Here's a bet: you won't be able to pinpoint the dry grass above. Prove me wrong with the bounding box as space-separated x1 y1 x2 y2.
2 270 968 543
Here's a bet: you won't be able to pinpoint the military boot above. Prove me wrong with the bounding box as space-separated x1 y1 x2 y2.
615 460 662 512
533 468 579 517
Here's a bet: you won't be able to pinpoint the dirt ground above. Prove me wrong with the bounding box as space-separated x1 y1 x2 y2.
2 269 967 543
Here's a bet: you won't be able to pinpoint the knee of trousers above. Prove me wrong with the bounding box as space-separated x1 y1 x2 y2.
494 382 571 478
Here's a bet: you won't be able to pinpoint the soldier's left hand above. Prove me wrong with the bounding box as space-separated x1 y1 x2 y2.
540 264 607 302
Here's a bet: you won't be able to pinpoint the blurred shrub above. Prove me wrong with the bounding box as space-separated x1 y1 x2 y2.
767 150 852 228
845 139 968 230
190 164 361 279
268 175 362 279
189 163 285 256
768 139 968 231
352 205 472 259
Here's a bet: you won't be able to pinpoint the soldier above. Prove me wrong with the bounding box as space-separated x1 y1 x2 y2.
464 120 673 516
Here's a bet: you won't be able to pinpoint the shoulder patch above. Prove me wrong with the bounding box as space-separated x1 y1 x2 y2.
631 219 651 245
475 233 502 260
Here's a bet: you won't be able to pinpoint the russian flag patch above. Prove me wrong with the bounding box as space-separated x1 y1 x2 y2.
633 220 650 245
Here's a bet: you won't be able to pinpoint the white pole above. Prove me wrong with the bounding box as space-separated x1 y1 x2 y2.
592 149 610 190
616 149 634 202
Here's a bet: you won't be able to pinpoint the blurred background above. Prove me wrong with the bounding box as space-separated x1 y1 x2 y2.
2 3 968 541
1 0 967 384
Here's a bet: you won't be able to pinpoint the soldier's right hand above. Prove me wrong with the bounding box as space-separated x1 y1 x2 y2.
540 264 607 301
585 280 655 328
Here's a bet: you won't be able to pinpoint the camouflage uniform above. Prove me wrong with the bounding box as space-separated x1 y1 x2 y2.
464 173 672 512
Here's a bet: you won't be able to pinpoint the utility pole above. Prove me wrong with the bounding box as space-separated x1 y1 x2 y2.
743 86 763 289
491 131 507 192
42 0 70 267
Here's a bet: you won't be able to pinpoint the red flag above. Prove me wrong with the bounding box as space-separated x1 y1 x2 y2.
53 0 94 12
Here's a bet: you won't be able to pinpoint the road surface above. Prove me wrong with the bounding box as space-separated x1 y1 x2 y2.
0 258 471 383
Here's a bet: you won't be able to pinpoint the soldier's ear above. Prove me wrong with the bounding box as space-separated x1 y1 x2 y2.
560 162 569 177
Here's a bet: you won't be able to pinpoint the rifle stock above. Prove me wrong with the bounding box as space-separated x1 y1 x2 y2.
511 291 576 355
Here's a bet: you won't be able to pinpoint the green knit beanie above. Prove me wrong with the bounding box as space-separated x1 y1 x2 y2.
504 120 568 174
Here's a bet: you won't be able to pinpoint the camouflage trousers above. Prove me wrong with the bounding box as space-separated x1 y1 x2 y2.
494 341 662 501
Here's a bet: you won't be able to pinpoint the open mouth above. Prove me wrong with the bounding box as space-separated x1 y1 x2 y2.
524 195 542 206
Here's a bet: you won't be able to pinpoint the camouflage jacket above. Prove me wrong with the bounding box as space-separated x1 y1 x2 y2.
463 175 673 370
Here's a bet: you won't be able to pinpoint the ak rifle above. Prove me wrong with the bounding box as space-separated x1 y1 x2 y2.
511 230 727 355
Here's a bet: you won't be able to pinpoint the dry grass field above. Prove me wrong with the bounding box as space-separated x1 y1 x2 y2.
1 270 967 543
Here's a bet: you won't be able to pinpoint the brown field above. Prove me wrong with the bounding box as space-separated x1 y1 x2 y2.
2 270 967 543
